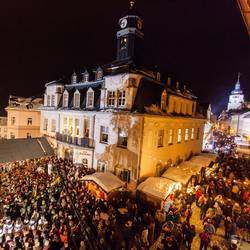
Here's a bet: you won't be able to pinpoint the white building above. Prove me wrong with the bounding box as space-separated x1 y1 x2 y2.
40 1 205 184
227 73 245 111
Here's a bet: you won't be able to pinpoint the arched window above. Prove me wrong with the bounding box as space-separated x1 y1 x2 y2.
74 90 80 108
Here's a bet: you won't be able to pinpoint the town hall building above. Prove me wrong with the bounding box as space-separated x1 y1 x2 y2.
40 1 205 184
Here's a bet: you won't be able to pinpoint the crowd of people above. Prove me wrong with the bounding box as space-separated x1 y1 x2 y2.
0 153 249 250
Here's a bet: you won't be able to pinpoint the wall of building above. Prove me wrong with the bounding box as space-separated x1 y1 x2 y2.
6 109 41 139
139 115 205 179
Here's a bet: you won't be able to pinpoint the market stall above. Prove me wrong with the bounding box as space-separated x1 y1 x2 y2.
137 177 181 209
162 160 204 187
80 172 125 200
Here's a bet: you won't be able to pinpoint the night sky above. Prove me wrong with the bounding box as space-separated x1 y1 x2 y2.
0 0 249 115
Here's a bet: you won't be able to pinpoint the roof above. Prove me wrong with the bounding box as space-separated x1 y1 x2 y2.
162 154 215 184
0 137 54 163
6 96 43 110
137 177 178 200
80 172 124 193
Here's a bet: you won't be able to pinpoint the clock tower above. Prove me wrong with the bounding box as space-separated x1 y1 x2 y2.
116 1 144 62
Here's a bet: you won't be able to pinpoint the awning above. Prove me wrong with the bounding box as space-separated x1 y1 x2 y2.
137 177 179 201
190 153 216 166
0 137 54 163
80 172 125 194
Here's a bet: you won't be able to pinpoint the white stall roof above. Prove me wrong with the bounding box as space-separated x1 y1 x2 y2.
162 161 203 184
81 172 124 193
190 154 216 166
137 177 178 200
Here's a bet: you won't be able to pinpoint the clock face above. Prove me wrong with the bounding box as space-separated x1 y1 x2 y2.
120 18 128 29
137 20 143 30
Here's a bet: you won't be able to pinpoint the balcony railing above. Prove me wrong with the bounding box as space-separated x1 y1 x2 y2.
56 132 94 148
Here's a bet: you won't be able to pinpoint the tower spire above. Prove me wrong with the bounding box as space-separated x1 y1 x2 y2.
237 72 241 83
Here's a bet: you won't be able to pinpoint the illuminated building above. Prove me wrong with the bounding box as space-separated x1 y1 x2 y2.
0 117 7 139
237 0 250 36
40 1 205 184
5 96 43 139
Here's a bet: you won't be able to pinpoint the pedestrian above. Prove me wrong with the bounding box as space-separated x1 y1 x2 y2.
199 229 210 250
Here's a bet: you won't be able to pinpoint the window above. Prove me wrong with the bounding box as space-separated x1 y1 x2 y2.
197 127 200 140
82 158 88 168
26 133 31 139
173 101 176 113
158 129 164 147
118 90 126 106
185 128 189 141
11 117 16 125
177 128 182 143
10 132 15 139
27 118 32 125
118 128 128 147
100 126 109 144
191 128 195 140
87 90 94 108
43 118 48 131
168 129 173 144
107 91 115 106
51 95 55 106
120 36 127 49
63 91 68 108
74 91 80 108
47 95 51 106
51 119 56 132
75 119 80 136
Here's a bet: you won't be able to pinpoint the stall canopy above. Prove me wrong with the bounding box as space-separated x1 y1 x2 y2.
190 153 216 166
137 177 178 201
0 137 54 163
80 172 125 194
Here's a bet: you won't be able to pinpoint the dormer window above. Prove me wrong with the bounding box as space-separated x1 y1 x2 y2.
118 90 126 106
87 88 94 108
161 90 167 110
74 90 80 108
63 90 69 108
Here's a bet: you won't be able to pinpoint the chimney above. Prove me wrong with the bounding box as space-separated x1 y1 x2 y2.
183 85 186 92
167 77 171 87
156 72 161 81
176 81 179 90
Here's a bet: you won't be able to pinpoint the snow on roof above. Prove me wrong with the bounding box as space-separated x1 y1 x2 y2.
137 177 178 200
80 172 124 193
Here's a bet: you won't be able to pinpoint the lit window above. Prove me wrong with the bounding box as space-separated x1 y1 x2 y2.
120 36 127 49
191 128 194 140
107 91 115 107
197 127 200 140
51 95 55 106
118 90 126 106
74 91 80 108
27 133 31 139
118 128 128 147
47 95 51 106
27 118 32 125
75 119 80 136
43 118 48 131
100 126 109 144
10 132 15 139
177 128 182 143
185 128 189 141
82 158 88 168
11 117 16 125
87 89 94 108
51 119 56 132
63 92 68 108
168 129 173 144
158 129 164 147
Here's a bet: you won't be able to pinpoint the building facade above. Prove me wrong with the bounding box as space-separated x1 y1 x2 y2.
40 1 205 183
0 117 7 139
5 96 43 139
